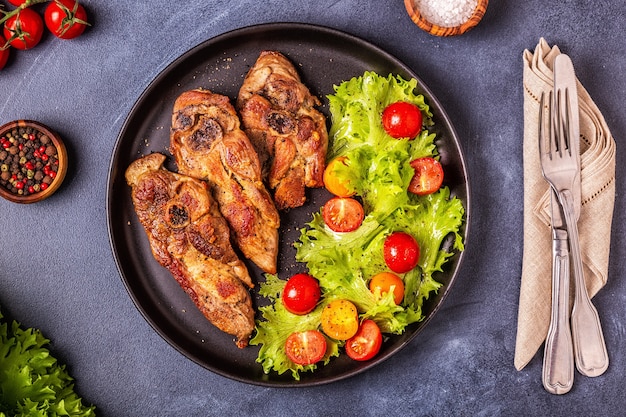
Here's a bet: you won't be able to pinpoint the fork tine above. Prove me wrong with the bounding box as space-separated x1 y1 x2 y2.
565 87 579 158
556 87 572 157
539 89 557 161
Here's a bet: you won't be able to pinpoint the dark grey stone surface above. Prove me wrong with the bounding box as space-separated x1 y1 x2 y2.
1 1 625 416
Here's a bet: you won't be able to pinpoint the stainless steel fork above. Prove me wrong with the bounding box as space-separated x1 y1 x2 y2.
539 54 609 381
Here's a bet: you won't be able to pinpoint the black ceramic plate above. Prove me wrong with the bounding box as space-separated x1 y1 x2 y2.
106 23 469 387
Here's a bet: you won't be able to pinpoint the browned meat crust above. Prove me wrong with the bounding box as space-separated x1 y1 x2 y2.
169 89 280 274
237 50 328 209
125 153 255 348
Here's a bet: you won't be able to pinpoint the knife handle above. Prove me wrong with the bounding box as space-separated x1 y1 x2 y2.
560 190 610 377
542 232 574 395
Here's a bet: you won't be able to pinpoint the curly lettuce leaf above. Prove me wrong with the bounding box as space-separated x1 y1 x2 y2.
253 72 465 379
0 309 96 417
250 275 340 381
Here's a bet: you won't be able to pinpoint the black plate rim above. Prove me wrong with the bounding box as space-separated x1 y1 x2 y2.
106 22 471 387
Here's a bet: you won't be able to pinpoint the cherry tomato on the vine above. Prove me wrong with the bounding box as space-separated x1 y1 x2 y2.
44 0 89 40
369 272 405 305
320 299 359 340
0 37 9 70
323 156 355 197
285 330 327 366
322 197 365 233
408 157 444 196
381 101 423 139
7 0 29 6
282 273 321 315
3 8 44 50
383 231 420 274
345 319 383 361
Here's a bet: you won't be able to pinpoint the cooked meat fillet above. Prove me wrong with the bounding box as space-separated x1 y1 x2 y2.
237 50 328 209
170 89 280 274
125 153 255 348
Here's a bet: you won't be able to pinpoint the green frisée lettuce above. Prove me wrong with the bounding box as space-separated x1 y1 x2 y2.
0 309 95 417
251 71 465 380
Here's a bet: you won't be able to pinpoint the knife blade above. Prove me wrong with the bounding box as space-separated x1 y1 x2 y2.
554 53 609 377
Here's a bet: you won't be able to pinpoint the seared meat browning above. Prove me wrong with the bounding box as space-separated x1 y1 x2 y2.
125 153 255 348
237 50 328 209
170 89 280 274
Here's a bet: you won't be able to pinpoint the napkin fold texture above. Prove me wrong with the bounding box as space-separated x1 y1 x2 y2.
515 38 616 370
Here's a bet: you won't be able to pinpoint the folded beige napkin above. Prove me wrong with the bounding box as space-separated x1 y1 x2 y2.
515 38 616 370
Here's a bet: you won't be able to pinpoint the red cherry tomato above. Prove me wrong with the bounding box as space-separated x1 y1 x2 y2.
383 232 420 273
322 197 365 233
369 272 405 305
282 273 321 315
285 330 327 366
44 0 89 40
3 8 44 50
381 101 423 139
408 157 444 195
345 319 383 361
7 0 29 5
0 37 9 70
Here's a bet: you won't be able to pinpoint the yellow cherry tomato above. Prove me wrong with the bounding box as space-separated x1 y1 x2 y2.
323 156 355 197
320 299 359 340
369 272 405 305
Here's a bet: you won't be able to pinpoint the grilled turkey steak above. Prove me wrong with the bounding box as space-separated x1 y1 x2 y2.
237 50 328 209
125 152 255 348
170 89 280 274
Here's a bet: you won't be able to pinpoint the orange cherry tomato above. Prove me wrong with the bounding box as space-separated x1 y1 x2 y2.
382 101 423 139
322 197 364 233
369 272 405 305
320 299 359 340
323 156 355 197
408 157 444 196
285 330 327 366
345 319 383 361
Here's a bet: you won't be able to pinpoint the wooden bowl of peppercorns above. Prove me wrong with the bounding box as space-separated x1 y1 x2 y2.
0 120 67 204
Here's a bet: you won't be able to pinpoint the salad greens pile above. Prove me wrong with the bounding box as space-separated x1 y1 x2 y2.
0 309 95 417
251 72 465 380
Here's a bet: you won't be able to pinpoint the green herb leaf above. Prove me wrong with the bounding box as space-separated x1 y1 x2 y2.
0 309 96 417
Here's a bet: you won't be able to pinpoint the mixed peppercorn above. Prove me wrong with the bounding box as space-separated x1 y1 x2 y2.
0 125 60 196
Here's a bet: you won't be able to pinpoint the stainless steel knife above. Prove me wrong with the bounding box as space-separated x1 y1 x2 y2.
554 53 609 377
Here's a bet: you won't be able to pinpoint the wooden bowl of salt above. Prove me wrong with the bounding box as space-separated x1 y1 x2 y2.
404 0 488 37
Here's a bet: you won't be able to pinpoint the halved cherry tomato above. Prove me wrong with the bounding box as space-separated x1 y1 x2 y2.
3 8 44 50
408 157 444 196
369 272 405 305
383 231 420 273
322 197 364 233
0 37 9 70
44 0 89 40
285 330 327 366
282 273 321 315
345 319 383 361
320 299 359 340
381 101 423 139
323 156 355 197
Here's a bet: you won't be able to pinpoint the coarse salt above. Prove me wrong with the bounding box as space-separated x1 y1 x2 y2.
416 0 479 28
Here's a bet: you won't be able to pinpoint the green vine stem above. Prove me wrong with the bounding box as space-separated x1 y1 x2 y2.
0 0 50 25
